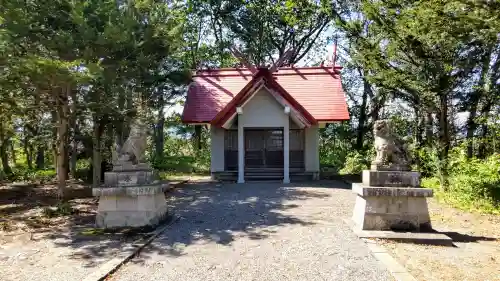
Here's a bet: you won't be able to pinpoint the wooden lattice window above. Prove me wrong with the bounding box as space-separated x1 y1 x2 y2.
290 129 304 150
224 130 238 150
266 130 283 151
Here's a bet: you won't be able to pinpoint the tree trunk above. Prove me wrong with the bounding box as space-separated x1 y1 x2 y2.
194 125 202 150
355 79 369 149
0 123 12 176
465 104 479 158
478 100 494 158
92 116 102 188
438 94 450 191
367 91 386 135
55 86 70 199
0 142 11 176
23 136 33 170
70 87 78 178
116 90 126 147
467 51 492 158
155 95 165 159
415 106 423 146
9 140 16 166
51 110 58 171
36 145 45 169
425 111 434 145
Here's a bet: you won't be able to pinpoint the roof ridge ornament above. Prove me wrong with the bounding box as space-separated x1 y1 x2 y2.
229 45 296 74
229 46 257 73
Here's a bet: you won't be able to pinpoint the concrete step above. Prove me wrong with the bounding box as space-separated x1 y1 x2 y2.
245 172 283 175
245 174 284 178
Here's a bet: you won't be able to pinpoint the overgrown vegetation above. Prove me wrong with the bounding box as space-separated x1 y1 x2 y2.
0 1 499 213
421 150 500 214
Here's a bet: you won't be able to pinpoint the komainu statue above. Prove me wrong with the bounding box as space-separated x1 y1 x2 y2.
372 120 410 170
114 119 148 164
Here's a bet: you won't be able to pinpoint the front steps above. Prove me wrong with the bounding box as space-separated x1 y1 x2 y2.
212 168 315 182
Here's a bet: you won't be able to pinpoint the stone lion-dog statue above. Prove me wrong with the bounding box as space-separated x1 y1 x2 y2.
113 119 148 164
372 120 410 170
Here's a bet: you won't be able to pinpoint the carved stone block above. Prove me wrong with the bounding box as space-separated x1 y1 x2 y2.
362 170 420 187
94 184 169 228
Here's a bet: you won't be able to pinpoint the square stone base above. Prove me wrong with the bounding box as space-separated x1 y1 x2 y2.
352 184 433 231
95 188 168 228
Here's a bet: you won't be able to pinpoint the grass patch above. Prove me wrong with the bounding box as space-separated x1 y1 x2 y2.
158 171 209 181
422 177 500 215
79 227 107 236
42 202 75 218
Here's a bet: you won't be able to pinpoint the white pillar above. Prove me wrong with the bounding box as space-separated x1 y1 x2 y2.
283 121 290 183
238 121 245 183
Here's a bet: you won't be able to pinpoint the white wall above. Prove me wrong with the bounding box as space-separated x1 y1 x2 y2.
211 88 320 174
240 89 288 128
210 126 225 172
304 125 319 172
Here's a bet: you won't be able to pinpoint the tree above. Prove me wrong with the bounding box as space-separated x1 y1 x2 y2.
338 0 500 190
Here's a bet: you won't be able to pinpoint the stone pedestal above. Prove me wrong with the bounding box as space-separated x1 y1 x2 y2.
352 169 434 231
352 184 433 231
93 162 169 228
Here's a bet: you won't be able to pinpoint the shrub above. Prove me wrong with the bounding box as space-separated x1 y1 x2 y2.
0 167 56 183
422 151 500 214
153 156 197 173
412 146 439 177
339 151 371 175
33 170 57 183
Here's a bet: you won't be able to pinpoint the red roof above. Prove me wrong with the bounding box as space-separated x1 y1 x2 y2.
211 68 317 127
182 66 350 124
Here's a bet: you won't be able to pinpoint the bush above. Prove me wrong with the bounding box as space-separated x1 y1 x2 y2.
0 167 56 183
422 151 500 214
339 151 371 175
32 170 57 183
412 146 439 177
153 155 198 173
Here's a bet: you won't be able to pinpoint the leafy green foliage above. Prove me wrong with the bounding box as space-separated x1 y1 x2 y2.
0 167 56 183
422 150 500 214
339 151 370 175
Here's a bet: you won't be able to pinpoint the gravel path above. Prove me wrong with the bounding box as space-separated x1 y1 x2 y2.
110 181 391 281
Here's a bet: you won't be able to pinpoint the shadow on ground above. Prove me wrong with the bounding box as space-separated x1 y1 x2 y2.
0 182 94 229
50 180 350 264
0 182 128 268
442 231 499 243
131 181 351 263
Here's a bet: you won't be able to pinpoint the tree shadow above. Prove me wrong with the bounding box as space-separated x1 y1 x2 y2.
130 182 337 261
441 231 499 243
0 182 92 218
50 181 347 265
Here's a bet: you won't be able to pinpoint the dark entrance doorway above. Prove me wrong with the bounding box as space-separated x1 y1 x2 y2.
244 128 284 168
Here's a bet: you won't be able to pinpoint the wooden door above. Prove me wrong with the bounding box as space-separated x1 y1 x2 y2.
245 129 283 168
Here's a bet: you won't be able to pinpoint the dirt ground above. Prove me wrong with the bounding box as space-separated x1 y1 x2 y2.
375 198 500 281
0 181 96 238
0 182 145 281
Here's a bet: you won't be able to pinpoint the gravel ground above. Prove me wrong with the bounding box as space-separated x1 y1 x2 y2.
110 181 392 281
0 183 141 281
375 198 500 281
0 231 133 281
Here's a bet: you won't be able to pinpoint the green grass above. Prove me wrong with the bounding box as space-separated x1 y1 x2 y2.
422 177 500 215
158 171 209 182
